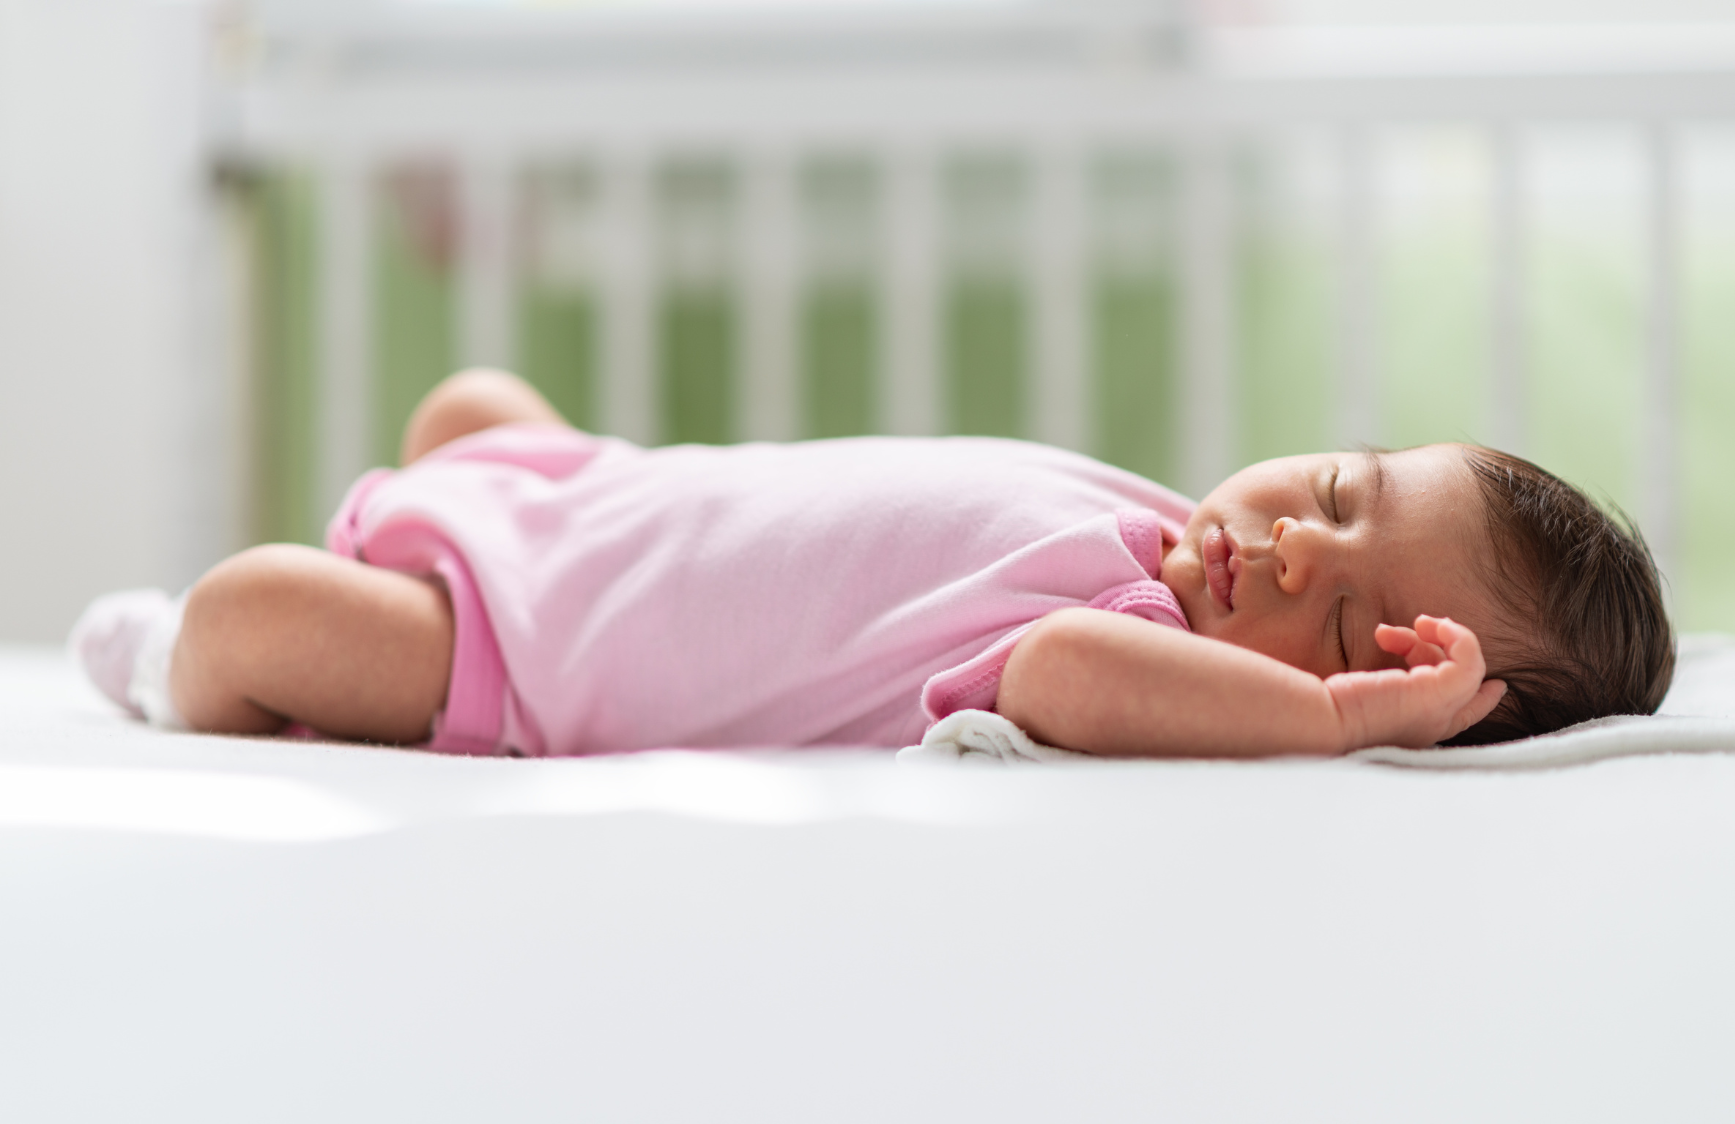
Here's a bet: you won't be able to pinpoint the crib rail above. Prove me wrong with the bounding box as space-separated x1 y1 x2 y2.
216 3 1735 583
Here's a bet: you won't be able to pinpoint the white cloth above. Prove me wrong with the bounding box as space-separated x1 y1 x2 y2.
898 709 1091 764
900 707 1735 769
1354 714 1735 769
900 634 1735 769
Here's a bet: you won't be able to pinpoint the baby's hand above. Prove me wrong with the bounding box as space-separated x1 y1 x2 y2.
1323 615 1507 750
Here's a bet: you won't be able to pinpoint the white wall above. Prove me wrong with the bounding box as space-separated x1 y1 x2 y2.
0 0 225 643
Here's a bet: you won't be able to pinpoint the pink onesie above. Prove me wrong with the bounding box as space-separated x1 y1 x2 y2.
325 425 1196 756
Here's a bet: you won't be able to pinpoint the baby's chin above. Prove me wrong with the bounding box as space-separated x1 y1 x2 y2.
1165 573 1215 639
1160 539 1209 628
1185 610 1230 643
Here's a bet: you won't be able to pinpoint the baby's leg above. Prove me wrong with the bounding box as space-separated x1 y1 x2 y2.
169 366 545 740
400 367 568 465
171 544 454 744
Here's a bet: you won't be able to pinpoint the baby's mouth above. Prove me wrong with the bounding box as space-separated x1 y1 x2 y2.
1203 527 1238 610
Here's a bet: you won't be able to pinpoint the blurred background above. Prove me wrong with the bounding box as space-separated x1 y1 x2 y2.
2 0 1733 643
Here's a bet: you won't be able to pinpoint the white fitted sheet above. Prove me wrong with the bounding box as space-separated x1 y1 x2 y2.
2 640 1733 1123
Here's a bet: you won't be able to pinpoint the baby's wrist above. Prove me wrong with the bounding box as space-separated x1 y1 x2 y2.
1319 676 1365 754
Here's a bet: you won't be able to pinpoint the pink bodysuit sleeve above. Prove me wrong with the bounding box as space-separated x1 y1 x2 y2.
919 579 1189 723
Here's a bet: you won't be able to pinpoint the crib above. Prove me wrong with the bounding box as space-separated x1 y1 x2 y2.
212 1 1735 629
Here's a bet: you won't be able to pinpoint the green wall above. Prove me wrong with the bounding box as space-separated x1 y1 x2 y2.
944 280 1026 438
1094 275 1178 485
1236 232 1334 466
372 170 457 467
518 290 597 431
1680 226 1735 629
243 170 320 547
659 288 735 445
802 281 877 438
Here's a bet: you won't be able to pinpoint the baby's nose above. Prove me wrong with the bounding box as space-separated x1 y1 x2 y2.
1272 517 1312 593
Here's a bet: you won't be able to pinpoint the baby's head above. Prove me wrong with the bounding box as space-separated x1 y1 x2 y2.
1161 443 1674 744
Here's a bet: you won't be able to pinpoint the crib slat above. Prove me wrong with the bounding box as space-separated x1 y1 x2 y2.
881 148 940 436
597 152 657 445
317 152 374 513
1178 134 1235 499
1488 123 1527 456
457 153 516 373
1333 126 1377 453
740 151 798 442
1032 142 1090 453
1642 122 1681 582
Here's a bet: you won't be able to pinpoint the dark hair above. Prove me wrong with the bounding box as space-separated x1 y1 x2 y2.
1444 446 1675 745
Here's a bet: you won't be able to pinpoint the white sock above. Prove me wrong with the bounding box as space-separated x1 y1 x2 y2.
67 588 189 730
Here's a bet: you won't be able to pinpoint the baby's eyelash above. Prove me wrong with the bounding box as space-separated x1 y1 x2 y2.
1333 597 1349 667
1328 466 1342 522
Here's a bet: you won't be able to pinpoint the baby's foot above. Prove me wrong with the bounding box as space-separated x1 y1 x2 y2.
68 589 176 719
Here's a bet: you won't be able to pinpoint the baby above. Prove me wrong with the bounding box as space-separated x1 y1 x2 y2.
72 369 1674 758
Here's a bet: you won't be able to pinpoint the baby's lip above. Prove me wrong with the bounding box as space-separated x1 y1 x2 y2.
1204 527 1238 610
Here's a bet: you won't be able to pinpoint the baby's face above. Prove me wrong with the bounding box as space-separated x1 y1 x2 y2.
1162 444 1499 678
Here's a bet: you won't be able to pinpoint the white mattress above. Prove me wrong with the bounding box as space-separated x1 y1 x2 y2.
3 640 1735 1123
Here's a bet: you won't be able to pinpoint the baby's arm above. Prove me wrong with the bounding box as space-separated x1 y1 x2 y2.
997 610 1506 758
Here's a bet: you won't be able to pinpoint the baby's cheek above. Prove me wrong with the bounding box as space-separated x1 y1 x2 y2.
1243 620 1338 678
1195 615 1291 664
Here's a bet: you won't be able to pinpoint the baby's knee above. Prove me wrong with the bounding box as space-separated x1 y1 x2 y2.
176 545 340 733
401 368 562 464
183 544 327 651
436 366 530 401
419 369 518 426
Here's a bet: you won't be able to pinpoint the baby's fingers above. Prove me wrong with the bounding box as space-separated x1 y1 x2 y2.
1406 642 1447 668
1411 614 1449 647
1376 623 1445 667
1445 679 1507 740
1412 616 1488 676
1375 624 1417 656
1431 616 1489 678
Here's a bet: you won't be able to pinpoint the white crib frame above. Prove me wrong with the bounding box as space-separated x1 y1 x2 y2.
216 2 1735 581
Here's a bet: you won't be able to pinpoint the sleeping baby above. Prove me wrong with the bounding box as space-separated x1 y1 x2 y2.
71 368 1675 757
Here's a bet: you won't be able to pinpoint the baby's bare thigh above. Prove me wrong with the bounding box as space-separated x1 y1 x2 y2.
174 544 455 743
